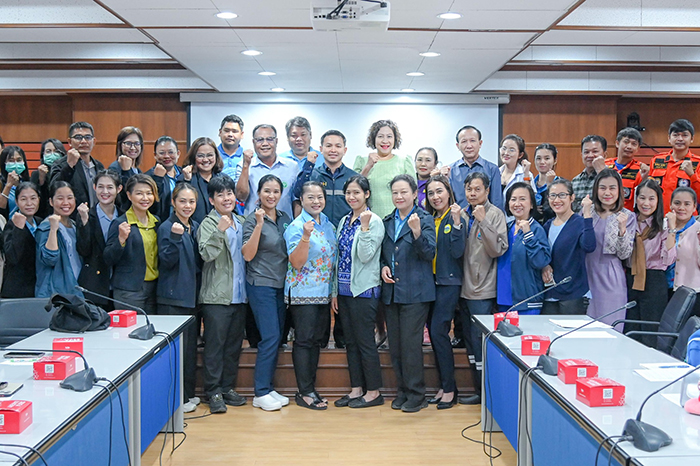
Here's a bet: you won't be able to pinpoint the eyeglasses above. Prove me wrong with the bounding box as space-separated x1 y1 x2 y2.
548 192 571 200
195 153 215 159
122 141 142 148
500 146 518 154
253 137 276 144
70 134 94 142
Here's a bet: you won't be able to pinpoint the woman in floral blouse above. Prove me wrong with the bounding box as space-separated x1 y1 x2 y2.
284 181 337 410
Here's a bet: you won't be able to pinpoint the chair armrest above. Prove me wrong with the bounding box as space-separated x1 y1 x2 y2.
614 319 661 328
625 331 679 340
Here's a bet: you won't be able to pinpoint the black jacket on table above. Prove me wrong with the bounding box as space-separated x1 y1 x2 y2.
156 214 201 309
103 213 160 292
76 206 120 306
380 207 436 305
49 155 105 209
1 217 42 298
434 213 466 286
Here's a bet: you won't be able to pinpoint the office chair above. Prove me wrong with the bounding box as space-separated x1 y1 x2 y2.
0 297 55 348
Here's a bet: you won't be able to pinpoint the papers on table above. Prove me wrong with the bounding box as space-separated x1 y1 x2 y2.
549 319 612 329
552 330 616 339
662 393 682 407
635 362 693 382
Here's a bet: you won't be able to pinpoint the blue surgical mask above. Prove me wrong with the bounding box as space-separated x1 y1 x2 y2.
5 162 25 175
43 152 62 166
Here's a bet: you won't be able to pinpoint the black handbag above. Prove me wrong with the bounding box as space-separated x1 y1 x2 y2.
46 293 111 333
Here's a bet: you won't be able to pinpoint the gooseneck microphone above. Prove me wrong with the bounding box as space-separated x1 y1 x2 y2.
2 348 96 392
623 364 700 452
496 276 572 337
537 301 636 375
75 286 155 340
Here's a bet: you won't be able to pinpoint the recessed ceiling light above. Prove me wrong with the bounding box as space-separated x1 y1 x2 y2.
406 71 424 77
437 12 462 20
241 50 262 57
216 11 238 19
271 87 285 92
419 52 441 58
401 88 415 92
258 71 276 76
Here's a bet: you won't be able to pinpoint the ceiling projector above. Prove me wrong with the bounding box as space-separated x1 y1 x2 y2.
311 0 390 31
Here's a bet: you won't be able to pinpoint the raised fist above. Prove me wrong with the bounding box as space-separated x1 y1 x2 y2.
118 155 133 171
171 222 185 235
118 221 131 244
153 163 167 177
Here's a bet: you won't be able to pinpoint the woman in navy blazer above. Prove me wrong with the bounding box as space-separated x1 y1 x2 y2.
157 182 201 413
541 179 596 315
380 174 436 413
425 175 465 410
103 174 160 314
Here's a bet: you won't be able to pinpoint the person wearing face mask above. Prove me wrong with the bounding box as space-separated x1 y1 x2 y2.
1 182 42 297
0 146 31 218
31 138 67 219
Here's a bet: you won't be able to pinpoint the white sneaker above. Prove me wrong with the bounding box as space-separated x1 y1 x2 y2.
269 390 290 406
183 401 197 413
189 397 201 406
253 394 283 411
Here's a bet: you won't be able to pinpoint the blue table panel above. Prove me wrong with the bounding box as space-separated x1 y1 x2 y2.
140 337 180 454
531 383 623 466
43 382 130 466
484 338 520 449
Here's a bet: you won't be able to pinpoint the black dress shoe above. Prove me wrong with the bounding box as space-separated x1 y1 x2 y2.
391 394 407 410
437 396 457 410
458 394 481 405
349 395 384 408
401 398 428 413
428 395 442 405
334 395 360 407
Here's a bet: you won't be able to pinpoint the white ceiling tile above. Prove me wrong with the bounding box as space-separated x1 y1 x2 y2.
0 43 169 60
651 72 700 92
527 46 598 61
532 30 638 45
595 46 661 62
523 71 590 91
622 31 700 46
0 0 122 24
431 31 535 50
641 0 700 28
437 10 564 30
559 0 642 27
451 0 578 10
147 28 244 47
589 72 651 91
661 48 700 63
475 71 528 91
0 28 152 43
0 69 209 90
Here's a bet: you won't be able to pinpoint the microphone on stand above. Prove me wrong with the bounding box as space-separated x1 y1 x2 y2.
1 347 96 392
623 364 700 452
537 301 637 375
496 276 572 337
75 286 155 340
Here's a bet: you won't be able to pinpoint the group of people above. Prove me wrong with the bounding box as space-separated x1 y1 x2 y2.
0 114 699 415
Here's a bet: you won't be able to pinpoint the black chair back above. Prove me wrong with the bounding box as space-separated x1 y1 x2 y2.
656 286 696 354
670 316 700 361
0 298 55 348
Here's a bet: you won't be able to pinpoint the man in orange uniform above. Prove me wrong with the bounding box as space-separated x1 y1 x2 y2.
650 119 700 213
605 127 649 211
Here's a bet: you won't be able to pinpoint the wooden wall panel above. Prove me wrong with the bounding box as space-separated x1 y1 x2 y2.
617 98 700 151
71 93 188 170
502 95 619 181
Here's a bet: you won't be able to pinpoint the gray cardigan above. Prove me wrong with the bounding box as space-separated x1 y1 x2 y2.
332 211 385 297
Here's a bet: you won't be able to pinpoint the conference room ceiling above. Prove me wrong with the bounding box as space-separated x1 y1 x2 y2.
0 0 699 94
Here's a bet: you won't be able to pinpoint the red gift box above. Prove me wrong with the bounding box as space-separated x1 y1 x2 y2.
33 354 77 380
557 359 599 384
521 335 550 356
576 377 625 407
53 337 84 354
0 400 33 434
109 310 137 328
494 311 519 330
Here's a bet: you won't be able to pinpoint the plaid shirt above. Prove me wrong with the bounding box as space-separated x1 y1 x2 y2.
571 169 597 213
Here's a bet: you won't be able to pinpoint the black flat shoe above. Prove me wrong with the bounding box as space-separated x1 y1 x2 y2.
334 395 360 407
295 393 327 410
349 395 384 408
437 396 457 410
458 394 481 405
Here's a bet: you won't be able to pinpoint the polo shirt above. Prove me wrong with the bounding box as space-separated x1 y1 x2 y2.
125 207 159 281
448 155 503 210
242 209 291 288
280 148 323 171
605 157 643 211
234 155 298 219
649 150 700 213
218 143 244 178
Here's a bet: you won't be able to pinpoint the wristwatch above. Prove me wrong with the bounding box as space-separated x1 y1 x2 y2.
453 223 463 230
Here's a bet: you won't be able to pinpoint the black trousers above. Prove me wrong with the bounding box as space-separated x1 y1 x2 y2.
158 304 198 401
291 304 330 394
337 295 382 391
427 285 461 393
626 269 668 347
201 303 245 397
385 301 429 404
541 297 588 315
113 280 158 314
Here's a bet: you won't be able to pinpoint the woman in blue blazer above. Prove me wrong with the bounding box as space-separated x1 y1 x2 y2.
380 174 436 413
425 175 465 410
157 182 201 413
541 179 596 314
497 182 551 314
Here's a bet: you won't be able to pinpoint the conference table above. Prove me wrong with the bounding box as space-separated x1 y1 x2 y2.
0 315 191 466
474 315 700 466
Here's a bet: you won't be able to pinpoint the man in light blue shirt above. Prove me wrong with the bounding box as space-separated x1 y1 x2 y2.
449 125 503 210
234 124 298 219
217 114 245 178
279 116 323 171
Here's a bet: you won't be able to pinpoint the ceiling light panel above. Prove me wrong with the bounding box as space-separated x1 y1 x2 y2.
0 28 152 44
0 0 122 24
0 43 170 61
559 0 700 28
